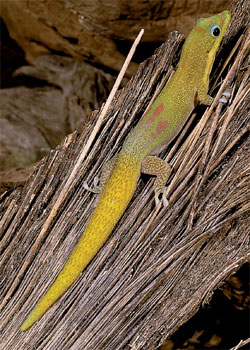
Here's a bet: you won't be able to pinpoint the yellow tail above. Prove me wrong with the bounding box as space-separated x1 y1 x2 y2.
21 156 140 331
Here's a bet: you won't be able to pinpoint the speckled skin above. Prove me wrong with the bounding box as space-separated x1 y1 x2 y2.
21 11 231 331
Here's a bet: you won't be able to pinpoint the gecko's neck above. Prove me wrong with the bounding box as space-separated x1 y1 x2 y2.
176 46 210 87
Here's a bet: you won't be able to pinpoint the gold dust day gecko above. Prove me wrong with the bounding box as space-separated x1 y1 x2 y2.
21 10 231 331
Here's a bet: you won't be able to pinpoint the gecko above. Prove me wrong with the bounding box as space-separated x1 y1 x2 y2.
21 10 231 331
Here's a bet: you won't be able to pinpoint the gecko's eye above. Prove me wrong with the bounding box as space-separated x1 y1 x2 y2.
210 25 221 37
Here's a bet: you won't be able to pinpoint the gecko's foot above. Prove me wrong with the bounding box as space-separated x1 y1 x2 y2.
219 91 231 104
83 176 101 193
154 186 169 207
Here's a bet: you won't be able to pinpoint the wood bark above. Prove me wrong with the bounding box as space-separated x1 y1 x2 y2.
0 1 249 349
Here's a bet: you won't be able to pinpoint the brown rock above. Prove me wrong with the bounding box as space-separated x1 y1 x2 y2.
1 0 231 75
0 55 115 171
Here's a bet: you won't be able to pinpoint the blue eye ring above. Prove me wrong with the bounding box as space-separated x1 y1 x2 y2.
210 25 221 37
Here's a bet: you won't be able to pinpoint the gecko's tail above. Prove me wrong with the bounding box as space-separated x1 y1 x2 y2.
21 156 140 331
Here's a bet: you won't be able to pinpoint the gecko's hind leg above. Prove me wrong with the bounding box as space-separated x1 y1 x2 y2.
141 156 171 207
83 154 119 194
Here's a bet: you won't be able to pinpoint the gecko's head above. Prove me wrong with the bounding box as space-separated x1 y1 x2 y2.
190 10 231 56
179 10 231 78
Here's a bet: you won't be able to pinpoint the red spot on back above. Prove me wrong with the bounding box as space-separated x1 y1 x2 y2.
144 103 164 131
150 119 168 139
153 103 164 118
157 119 168 133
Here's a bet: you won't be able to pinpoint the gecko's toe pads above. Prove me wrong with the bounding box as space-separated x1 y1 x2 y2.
154 186 169 207
219 91 231 104
83 178 101 193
